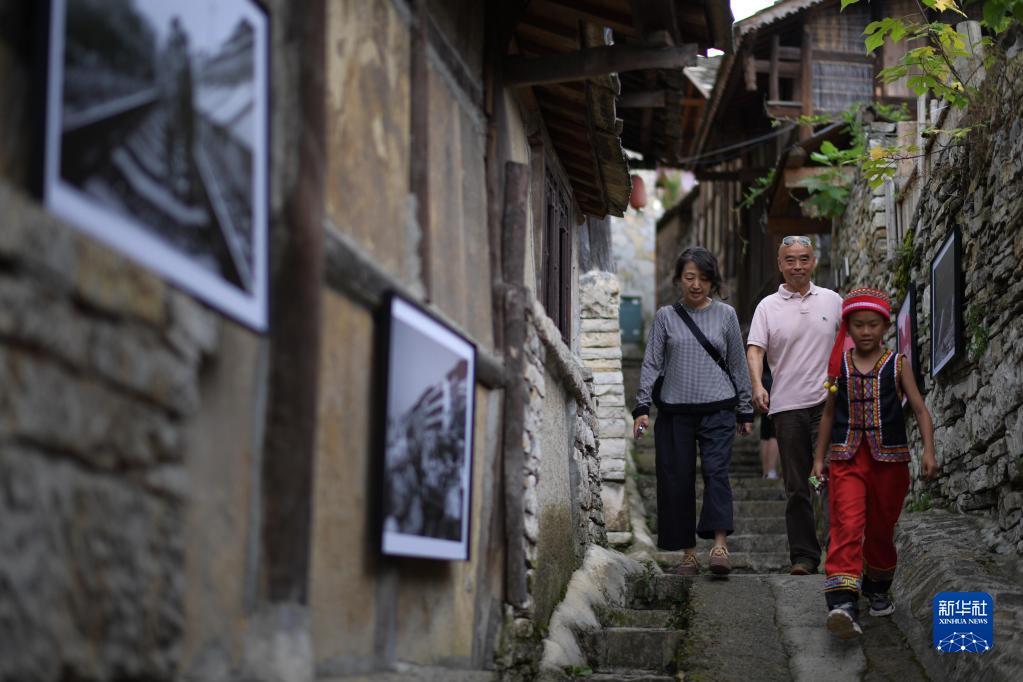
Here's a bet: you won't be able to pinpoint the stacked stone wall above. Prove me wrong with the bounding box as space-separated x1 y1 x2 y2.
578 271 630 535
0 183 219 680
834 34 1023 555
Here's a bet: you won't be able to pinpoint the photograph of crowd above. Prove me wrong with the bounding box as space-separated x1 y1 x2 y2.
381 295 476 561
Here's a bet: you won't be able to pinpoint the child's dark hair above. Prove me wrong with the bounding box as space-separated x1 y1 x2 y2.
673 246 723 296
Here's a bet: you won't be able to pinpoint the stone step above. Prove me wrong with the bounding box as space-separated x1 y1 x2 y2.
584 627 682 672
726 516 787 535
627 573 691 609
601 608 675 630
586 673 676 682
648 515 787 537
635 473 785 497
656 551 791 574
651 534 787 555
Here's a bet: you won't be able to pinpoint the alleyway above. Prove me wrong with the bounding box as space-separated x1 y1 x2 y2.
573 417 931 680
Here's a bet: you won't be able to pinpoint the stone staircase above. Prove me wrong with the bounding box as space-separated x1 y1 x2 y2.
632 415 790 573
577 572 690 681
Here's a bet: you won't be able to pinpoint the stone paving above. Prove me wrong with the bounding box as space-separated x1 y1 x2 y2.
615 415 937 681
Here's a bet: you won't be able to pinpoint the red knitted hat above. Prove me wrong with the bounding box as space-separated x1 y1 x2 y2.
824 288 892 388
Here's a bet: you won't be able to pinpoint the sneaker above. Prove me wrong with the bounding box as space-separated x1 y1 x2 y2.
765 469 779 480
672 553 700 576
708 545 731 576
826 603 863 639
865 591 895 617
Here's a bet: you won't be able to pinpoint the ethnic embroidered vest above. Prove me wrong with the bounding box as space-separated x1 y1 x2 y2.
829 349 910 462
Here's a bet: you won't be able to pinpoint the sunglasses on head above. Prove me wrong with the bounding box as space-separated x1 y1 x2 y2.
781 235 812 246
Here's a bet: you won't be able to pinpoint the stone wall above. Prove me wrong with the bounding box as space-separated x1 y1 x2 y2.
0 182 220 680
578 271 629 535
833 30 1023 555
501 295 606 679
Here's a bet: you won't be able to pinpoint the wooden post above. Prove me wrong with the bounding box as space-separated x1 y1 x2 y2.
501 162 531 610
261 0 326 604
801 20 814 140
410 0 431 300
769 34 780 102
504 43 699 86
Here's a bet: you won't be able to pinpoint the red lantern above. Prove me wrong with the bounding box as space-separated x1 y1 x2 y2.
629 174 647 209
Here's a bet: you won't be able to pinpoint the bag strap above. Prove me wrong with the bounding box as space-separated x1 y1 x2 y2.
672 302 737 393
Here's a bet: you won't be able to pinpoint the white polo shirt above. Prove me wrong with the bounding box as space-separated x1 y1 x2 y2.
747 283 843 415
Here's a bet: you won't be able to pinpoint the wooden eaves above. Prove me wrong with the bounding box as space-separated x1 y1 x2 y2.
764 121 849 235
511 1 733 215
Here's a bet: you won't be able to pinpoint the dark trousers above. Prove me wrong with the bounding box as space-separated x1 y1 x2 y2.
653 409 735 551
772 402 826 569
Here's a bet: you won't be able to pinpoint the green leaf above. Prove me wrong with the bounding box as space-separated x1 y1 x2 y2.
840 0 862 9
820 140 840 156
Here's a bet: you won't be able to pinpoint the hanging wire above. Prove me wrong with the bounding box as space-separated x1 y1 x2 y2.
679 124 798 167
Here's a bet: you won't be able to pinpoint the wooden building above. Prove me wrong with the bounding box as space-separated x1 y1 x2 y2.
0 1 733 680
670 0 927 322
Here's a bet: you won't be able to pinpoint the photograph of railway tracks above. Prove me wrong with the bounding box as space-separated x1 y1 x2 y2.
42 0 269 329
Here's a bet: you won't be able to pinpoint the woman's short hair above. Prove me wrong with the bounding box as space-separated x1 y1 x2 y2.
673 246 723 296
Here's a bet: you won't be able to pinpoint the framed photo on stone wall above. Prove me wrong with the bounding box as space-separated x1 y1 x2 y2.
930 228 963 377
896 287 922 404
378 293 476 561
39 0 269 330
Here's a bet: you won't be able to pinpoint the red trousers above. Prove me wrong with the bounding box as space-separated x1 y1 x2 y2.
824 439 910 603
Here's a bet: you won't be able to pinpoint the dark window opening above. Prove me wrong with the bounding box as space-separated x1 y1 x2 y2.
540 162 572 344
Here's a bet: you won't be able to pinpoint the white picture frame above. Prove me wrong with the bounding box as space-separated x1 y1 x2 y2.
41 0 269 330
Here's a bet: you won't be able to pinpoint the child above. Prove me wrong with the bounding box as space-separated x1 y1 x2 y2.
811 288 938 639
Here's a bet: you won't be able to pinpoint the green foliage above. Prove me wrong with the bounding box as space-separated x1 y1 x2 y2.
798 140 859 219
982 0 1023 32
737 168 777 211
967 304 991 361
893 228 916 302
806 0 1021 215
873 101 912 122
906 492 933 513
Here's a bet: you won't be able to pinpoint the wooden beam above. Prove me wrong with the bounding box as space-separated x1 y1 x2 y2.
765 101 802 119
784 166 854 188
533 0 637 37
768 216 831 235
744 54 757 91
628 0 680 45
769 35 780 102
695 168 774 182
777 45 802 61
618 89 666 108
505 43 699 86
812 49 874 65
323 228 505 388
516 21 580 54
411 0 431 299
801 21 814 141
755 59 801 77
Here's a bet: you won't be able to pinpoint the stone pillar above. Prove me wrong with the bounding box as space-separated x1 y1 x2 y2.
578 270 629 533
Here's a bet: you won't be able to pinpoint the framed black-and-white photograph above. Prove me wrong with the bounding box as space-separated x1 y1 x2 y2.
379 293 476 561
41 0 269 330
930 228 962 377
896 287 922 404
